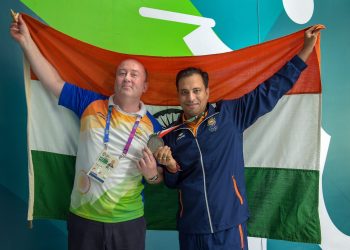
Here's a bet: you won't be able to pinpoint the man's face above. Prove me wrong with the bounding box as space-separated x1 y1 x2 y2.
114 59 148 99
177 73 209 119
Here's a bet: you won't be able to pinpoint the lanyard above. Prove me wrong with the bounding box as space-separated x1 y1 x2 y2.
104 105 142 158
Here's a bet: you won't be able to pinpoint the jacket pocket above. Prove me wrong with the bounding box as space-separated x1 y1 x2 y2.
232 176 244 205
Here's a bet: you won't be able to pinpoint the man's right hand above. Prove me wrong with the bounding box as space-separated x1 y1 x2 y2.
154 146 178 173
9 13 65 97
10 14 31 48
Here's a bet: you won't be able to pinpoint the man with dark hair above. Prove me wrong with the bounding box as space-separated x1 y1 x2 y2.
176 67 209 89
153 25 323 250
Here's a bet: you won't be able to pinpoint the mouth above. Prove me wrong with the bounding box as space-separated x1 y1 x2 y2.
121 85 133 90
186 103 199 109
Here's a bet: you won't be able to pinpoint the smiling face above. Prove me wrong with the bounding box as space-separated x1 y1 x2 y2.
114 59 148 101
177 73 209 119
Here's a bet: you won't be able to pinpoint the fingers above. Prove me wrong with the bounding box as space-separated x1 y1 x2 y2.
9 23 21 40
18 14 28 28
307 24 325 32
10 17 20 29
142 147 156 165
144 147 154 160
10 22 18 28
138 147 158 168
10 26 20 33
311 25 324 37
9 14 26 37
136 160 142 170
137 148 160 181
142 148 151 162
306 24 325 36
154 146 174 165
313 24 326 31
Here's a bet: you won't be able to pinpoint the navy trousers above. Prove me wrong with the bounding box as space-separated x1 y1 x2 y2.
179 223 248 250
67 212 146 250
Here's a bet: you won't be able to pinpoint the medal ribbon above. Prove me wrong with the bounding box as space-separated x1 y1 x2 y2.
104 105 142 157
156 111 206 138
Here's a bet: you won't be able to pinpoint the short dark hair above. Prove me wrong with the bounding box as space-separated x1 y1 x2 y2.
176 67 209 90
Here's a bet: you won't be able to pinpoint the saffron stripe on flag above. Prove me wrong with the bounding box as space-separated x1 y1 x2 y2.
23 14 321 106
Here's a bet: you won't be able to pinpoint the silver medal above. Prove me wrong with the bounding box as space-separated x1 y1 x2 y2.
147 134 164 153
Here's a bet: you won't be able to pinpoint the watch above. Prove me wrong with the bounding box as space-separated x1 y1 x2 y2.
148 174 159 182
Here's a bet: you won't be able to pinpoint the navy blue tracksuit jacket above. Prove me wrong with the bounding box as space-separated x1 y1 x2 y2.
163 55 307 234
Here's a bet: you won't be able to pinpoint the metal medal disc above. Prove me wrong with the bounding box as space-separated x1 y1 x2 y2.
147 134 164 153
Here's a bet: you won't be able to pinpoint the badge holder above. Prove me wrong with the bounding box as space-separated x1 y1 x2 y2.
87 149 119 184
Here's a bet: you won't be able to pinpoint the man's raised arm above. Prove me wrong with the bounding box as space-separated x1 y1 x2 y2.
10 14 64 97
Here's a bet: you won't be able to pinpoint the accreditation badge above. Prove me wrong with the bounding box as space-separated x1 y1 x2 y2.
87 150 119 184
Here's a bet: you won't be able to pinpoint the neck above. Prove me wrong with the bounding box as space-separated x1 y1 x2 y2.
113 95 141 113
184 110 206 122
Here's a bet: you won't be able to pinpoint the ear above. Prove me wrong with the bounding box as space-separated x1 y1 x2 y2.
143 81 149 93
206 87 209 96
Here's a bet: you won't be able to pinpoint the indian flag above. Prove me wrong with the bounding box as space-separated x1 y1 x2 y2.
22 14 321 243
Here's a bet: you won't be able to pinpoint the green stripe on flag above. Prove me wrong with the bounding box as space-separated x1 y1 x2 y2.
31 150 75 220
31 149 179 229
144 183 178 230
245 167 321 243
30 154 321 241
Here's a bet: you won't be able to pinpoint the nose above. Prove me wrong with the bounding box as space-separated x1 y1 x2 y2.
188 92 196 102
124 72 132 81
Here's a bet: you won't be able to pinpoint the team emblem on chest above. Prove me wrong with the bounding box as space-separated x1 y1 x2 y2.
207 117 218 132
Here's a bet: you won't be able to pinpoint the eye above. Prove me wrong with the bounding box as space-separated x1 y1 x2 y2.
193 89 201 94
181 90 189 96
118 71 126 76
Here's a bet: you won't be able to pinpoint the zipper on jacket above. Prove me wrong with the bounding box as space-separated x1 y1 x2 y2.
232 176 244 205
195 137 214 233
173 112 219 233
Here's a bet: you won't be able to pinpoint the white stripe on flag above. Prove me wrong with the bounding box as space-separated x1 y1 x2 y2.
244 94 320 170
29 80 79 156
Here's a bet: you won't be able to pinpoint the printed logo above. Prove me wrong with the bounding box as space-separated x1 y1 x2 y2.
207 117 216 126
177 132 186 141
207 117 218 132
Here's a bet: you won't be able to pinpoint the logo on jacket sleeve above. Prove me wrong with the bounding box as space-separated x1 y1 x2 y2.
207 117 218 132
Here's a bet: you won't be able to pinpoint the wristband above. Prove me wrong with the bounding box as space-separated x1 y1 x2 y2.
167 162 181 173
